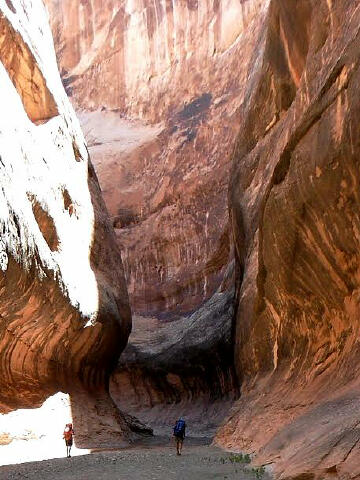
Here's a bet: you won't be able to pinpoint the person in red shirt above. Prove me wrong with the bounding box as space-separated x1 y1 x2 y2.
63 423 75 458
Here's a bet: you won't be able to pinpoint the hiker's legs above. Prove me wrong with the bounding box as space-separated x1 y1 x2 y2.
65 441 72 457
175 437 183 455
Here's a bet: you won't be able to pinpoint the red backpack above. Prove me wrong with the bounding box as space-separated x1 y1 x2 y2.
64 424 73 440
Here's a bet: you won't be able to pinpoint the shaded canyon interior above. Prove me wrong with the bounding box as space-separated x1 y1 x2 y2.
0 0 360 478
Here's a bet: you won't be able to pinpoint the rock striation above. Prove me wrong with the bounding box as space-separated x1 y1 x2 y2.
45 0 263 122
0 0 131 446
216 0 360 478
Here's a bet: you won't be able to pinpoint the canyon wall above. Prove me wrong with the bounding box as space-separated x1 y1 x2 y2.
44 0 269 323
0 0 132 447
217 0 360 479
46 0 262 122
44 0 360 477
44 0 271 428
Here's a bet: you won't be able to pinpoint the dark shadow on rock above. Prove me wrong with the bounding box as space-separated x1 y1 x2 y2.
111 275 239 437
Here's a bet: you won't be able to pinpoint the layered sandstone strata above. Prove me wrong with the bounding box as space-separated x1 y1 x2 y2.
217 1 360 478
0 0 131 446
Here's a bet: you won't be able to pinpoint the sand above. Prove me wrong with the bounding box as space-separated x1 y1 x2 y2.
0 437 271 480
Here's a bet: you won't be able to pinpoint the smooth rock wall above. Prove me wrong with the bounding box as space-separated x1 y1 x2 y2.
217 1 360 478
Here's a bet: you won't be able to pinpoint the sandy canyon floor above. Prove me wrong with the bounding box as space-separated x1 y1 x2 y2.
0 438 271 480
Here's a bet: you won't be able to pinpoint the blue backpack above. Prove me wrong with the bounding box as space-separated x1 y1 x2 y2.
174 419 185 435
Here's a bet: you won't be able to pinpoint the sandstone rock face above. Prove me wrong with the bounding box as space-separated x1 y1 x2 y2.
43 0 271 430
111 288 238 436
44 0 267 322
216 1 360 478
0 0 131 446
46 0 262 122
43 0 360 475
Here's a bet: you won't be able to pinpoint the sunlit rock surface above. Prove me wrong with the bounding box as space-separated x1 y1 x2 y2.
216 1 360 479
0 0 131 447
45 0 262 122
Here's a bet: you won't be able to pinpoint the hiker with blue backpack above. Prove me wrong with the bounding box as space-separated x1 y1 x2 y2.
173 418 186 455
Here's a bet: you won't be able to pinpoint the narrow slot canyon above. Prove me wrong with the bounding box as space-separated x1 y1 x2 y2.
0 1 360 480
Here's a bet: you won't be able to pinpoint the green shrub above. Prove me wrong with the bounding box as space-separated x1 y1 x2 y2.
227 453 251 464
251 466 266 479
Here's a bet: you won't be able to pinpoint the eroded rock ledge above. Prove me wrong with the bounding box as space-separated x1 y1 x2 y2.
111 288 238 435
0 0 131 446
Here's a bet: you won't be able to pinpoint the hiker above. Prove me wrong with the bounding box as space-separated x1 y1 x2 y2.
173 418 186 455
63 423 75 458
